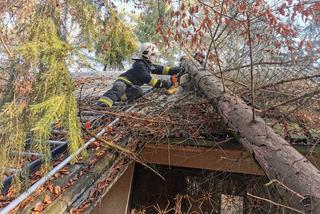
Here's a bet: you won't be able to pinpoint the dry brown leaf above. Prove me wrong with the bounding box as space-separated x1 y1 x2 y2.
43 195 52 204
88 158 97 166
5 188 15 198
55 121 62 129
21 196 34 208
71 208 80 214
54 185 62 196
87 190 95 201
53 172 61 178
52 160 60 167
33 202 44 212
34 171 42 176
47 184 54 194
77 202 90 212
97 180 106 190
36 187 44 194
60 168 70 175
92 141 100 147
96 151 105 158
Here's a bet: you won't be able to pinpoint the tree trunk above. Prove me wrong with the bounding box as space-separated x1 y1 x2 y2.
182 59 320 213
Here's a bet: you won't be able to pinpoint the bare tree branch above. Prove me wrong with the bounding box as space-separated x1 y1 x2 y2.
247 193 304 214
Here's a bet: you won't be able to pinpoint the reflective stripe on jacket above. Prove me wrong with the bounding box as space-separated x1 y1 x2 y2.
119 59 181 87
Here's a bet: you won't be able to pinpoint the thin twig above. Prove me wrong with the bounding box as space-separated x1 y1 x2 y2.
213 40 226 92
247 12 255 122
204 35 214 70
82 109 193 125
270 96 314 127
0 0 21 14
256 74 320 91
264 89 320 112
83 128 165 181
0 34 12 57
83 128 134 155
196 0 241 21
247 193 305 214
222 56 318 73
203 0 223 70
265 179 304 199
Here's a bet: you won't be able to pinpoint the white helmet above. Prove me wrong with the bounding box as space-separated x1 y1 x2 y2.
140 42 160 64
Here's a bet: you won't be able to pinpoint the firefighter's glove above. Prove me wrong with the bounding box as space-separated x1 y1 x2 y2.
170 66 185 75
160 79 173 89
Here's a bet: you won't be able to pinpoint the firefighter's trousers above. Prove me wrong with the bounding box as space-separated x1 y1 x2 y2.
99 80 144 107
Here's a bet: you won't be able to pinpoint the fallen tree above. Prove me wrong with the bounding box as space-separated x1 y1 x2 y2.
181 59 320 213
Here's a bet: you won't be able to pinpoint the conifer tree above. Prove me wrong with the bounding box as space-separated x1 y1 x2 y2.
0 0 137 192
134 0 178 64
96 9 138 69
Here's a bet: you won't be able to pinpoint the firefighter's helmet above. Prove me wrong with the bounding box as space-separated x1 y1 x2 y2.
141 42 160 64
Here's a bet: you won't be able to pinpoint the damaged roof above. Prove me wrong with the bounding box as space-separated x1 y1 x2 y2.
1 66 320 213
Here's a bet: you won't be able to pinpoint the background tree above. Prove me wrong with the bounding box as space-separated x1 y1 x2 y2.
134 0 179 64
153 0 320 211
134 0 170 43
96 9 138 70
155 0 319 113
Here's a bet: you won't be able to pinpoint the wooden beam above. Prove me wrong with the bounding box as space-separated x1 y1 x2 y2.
141 144 264 175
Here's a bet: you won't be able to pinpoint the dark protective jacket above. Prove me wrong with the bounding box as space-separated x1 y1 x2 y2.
118 59 182 87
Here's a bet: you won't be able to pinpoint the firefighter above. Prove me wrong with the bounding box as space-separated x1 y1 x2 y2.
98 42 184 107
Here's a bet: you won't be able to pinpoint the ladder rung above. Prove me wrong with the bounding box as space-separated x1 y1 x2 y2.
52 130 67 134
48 140 67 145
5 168 21 174
81 111 105 115
21 151 43 158
10 151 43 158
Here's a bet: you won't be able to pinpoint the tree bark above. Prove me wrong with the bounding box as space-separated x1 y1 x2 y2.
182 59 320 213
